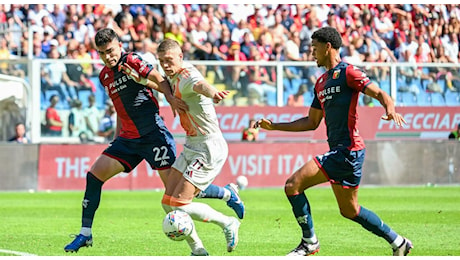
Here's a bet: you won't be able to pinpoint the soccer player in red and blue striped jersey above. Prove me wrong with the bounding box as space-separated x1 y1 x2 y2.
256 27 412 256
64 28 243 254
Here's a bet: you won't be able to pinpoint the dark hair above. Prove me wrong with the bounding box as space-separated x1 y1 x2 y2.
94 28 120 47
311 27 342 50
158 39 181 53
49 94 58 102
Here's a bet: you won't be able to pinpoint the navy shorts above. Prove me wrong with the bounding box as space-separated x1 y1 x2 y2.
103 125 176 173
314 147 365 188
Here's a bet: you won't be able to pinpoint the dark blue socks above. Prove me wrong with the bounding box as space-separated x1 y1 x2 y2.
287 193 315 239
352 206 398 243
81 172 104 228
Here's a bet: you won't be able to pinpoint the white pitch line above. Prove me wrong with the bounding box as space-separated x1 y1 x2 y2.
0 249 37 256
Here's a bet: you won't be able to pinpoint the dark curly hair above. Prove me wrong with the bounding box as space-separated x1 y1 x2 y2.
311 27 342 50
94 28 120 47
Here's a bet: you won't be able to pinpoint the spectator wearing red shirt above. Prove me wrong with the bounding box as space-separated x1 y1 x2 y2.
247 4 264 32
0 5 7 24
241 119 259 141
44 94 63 136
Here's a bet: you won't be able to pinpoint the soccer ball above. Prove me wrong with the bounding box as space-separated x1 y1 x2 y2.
236 175 248 190
162 210 194 241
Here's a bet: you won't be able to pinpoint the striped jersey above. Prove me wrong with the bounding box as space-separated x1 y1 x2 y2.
311 61 371 150
99 52 160 139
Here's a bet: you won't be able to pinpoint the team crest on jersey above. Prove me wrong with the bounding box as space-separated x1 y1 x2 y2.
333 70 340 79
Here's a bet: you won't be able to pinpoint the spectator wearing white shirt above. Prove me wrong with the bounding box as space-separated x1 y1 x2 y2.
164 4 187 29
28 4 49 27
342 44 362 65
373 6 394 44
231 19 254 44
443 32 459 63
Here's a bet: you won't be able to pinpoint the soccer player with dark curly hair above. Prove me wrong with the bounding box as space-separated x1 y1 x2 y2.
256 27 412 256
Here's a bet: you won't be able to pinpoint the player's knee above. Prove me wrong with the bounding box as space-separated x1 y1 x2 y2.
339 208 358 219
284 177 300 195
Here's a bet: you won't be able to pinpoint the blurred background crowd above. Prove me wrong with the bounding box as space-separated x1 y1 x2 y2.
0 4 460 109
0 4 458 64
1 4 460 141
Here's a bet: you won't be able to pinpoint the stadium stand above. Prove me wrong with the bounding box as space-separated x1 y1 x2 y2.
0 4 459 110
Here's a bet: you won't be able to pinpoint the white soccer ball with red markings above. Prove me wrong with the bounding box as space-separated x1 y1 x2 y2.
162 210 194 241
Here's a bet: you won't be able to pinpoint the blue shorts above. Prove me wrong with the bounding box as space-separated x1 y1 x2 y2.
314 147 365 188
103 125 176 173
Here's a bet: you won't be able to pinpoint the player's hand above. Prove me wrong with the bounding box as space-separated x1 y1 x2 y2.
254 118 274 130
173 96 189 113
381 112 406 127
119 62 148 85
212 90 230 104
166 95 188 117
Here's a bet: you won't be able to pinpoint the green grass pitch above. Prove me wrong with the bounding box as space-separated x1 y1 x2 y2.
0 185 459 256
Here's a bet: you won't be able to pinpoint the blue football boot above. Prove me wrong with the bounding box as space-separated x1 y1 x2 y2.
64 234 93 252
225 183 245 219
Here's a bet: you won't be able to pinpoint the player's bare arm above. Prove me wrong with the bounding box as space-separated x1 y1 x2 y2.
154 78 188 116
119 62 188 116
147 70 190 116
256 108 323 132
193 80 230 104
121 62 188 116
364 83 406 126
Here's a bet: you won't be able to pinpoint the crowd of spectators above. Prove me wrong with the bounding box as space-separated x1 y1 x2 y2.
1 4 460 107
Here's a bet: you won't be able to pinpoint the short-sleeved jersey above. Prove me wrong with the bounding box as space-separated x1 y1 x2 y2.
46 107 62 132
167 62 221 137
311 61 371 150
99 52 160 139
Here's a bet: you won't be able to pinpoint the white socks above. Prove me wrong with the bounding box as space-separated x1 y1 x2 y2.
391 235 404 249
80 227 91 237
222 188 231 202
174 202 232 228
302 234 318 244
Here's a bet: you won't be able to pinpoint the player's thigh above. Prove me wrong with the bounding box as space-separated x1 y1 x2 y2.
163 167 184 196
285 159 327 194
90 154 125 182
157 168 170 189
331 183 359 218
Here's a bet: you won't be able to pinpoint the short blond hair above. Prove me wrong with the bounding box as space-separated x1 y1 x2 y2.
158 39 181 53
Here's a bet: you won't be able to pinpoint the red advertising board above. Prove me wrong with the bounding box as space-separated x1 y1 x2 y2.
38 106 460 191
160 106 460 141
37 144 165 191
37 142 330 191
